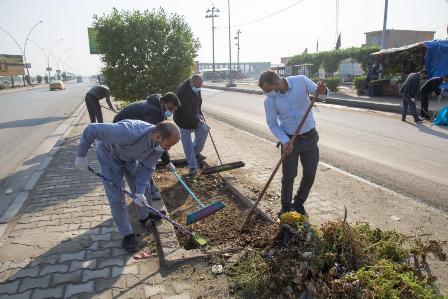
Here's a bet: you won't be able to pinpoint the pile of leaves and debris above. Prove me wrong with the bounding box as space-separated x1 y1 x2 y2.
227 215 447 299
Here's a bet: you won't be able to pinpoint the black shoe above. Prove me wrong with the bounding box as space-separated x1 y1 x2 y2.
401 118 406 122
414 118 425 123
277 207 291 218
122 234 138 253
196 154 206 161
292 202 308 216
139 210 166 226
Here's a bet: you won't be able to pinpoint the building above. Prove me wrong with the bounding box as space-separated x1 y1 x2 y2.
364 29 435 49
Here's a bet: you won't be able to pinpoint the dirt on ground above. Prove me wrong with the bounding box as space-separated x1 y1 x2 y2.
154 167 280 251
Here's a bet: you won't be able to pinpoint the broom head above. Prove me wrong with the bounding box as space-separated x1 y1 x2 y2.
186 201 225 225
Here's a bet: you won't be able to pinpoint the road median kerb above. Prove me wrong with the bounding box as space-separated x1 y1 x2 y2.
203 84 439 115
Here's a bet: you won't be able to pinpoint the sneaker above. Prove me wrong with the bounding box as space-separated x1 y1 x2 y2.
151 191 161 201
188 168 197 176
122 234 138 253
196 154 206 161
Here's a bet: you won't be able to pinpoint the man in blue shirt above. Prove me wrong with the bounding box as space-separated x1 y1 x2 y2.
75 120 180 252
258 70 327 216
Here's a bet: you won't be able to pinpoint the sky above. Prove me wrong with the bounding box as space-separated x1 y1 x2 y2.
1 0 447 76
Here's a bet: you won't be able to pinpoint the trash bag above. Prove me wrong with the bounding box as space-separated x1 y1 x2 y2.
433 106 448 126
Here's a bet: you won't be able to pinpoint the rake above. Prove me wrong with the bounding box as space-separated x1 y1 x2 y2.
87 166 208 247
169 169 225 225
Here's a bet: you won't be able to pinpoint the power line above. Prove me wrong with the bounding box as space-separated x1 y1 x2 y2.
216 0 306 29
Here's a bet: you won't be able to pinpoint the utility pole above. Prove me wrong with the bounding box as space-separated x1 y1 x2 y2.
47 38 63 81
234 30 241 72
381 0 388 49
205 6 219 81
226 0 236 87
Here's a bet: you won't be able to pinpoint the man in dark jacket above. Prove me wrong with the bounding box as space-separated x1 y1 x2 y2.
113 92 180 200
174 74 208 175
420 75 448 119
85 85 116 123
399 70 426 123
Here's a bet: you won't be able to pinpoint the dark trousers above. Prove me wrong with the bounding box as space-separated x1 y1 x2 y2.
420 92 431 119
401 95 420 121
281 128 319 212
85 94 103 123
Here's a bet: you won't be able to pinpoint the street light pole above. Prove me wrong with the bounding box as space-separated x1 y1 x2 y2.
381 0 388 49
57 49 71 80
205 6 219 81
47 38 63 81
0 21 43 87
226 0 235 87
234 29 241 72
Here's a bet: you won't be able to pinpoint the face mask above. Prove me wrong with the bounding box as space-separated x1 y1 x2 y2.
266 89 279 98
164 110 173 118
192 86 201 93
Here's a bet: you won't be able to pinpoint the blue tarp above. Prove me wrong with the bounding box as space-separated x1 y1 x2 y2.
433 106 448 126
423 40 448 90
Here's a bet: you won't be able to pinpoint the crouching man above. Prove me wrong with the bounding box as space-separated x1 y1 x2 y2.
75 120 180 252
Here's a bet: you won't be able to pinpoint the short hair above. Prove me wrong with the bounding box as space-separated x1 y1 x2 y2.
191 74 203 82
258 70 280 87
160 92 180 107
154 121 180 139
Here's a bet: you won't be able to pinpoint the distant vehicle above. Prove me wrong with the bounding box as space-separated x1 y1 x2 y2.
50 80 65 91
76 76 83 83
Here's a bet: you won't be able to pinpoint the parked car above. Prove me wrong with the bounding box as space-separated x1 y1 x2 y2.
50 80 65 91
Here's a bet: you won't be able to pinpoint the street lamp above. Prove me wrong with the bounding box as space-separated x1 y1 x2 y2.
56 49 71 79
234 30 241 72
205 6 219 81
226 0 236 87
47 38 63 81
0 20 43 86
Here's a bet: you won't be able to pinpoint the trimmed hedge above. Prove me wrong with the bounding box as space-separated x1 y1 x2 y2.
354 76 367 94
325 77 340 92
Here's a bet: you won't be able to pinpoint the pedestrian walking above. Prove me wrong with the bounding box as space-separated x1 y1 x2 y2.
174 74 208 176
399 70 426 123
85 85 116 123
258 70 327 216
113 92 181 200
420 75 448 120
75 120 180 252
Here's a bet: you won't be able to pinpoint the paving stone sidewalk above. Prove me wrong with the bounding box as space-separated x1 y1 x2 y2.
0 111 225 299
188 115 448 294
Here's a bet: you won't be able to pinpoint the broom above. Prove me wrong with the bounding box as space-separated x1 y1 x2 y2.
170 169 225 225
87 167 208 247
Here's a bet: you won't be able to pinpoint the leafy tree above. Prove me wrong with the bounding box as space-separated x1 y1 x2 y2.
44 75 49 83
93 8 200 100
36 75 42 83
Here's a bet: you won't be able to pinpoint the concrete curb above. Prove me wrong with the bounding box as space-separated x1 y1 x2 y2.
203 84 439 115
0 84 48 96
0 102 87 238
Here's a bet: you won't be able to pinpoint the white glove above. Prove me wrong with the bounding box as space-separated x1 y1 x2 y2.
166 162 176 171
133 193 148 208
410 98 415 103
75 157 88 171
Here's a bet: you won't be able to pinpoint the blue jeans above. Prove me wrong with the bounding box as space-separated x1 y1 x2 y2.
179 122 208 170
96 143 152 236
402 95 420 121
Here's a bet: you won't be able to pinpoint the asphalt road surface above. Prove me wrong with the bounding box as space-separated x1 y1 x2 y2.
0 81 90 216
201 88 448 211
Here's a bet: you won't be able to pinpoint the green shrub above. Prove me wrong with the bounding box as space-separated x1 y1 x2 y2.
36 75 43 84
325 77 340 92
0 84 5 90
354 76 367 94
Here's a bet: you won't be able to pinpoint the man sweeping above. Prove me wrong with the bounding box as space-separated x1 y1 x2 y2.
85 85 116 123
113 92 181 200
258 70 327 217
420 74 448 120
399 69 426 123
75 120 180 252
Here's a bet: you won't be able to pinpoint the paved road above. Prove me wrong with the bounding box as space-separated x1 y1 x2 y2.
0 81 90 216
201 88 448 211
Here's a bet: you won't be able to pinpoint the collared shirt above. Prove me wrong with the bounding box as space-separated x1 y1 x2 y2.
77 119 163 194
264 75 321 144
